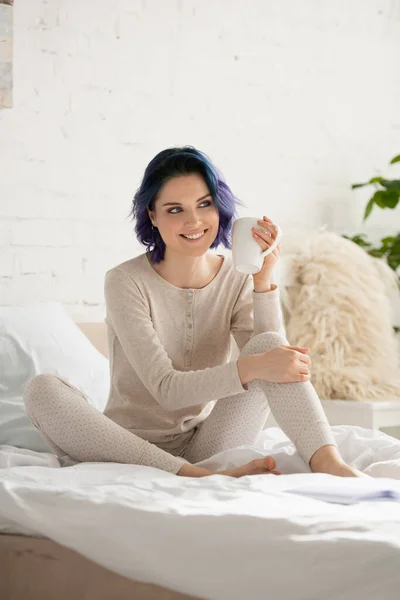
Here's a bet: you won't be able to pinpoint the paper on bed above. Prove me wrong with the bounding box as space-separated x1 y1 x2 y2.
286 476 400 504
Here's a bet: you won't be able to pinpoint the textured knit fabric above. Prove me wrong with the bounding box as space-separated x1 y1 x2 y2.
23 331 336 474
102 252 285 446
24 375 187 474
23 250 337 475
184 331 335 465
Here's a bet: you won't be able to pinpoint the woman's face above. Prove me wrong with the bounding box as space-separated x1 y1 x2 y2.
148 173 220 257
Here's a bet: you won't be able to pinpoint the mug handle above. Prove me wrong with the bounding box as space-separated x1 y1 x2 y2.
260 224 282 257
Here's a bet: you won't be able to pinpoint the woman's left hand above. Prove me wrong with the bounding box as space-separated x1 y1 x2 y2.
251 216 281 288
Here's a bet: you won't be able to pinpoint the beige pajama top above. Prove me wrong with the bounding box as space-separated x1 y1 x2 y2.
103 252 284 445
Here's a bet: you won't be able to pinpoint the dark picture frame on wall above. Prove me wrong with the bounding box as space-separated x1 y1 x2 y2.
0 0 13 109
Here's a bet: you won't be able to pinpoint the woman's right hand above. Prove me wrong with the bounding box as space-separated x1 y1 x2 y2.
253 345 312 383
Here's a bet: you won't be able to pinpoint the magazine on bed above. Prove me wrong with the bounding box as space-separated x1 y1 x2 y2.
286 477 400 505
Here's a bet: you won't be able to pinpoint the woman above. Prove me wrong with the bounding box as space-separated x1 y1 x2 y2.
24 146 363 478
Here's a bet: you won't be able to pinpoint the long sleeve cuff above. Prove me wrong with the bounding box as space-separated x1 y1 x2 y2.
253 285 285 335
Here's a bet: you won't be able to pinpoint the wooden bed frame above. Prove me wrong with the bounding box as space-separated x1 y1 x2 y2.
0 322 202 600
0 534 201 600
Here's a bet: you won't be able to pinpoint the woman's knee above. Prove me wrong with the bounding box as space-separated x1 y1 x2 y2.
23 374 66 416
239 331 289 359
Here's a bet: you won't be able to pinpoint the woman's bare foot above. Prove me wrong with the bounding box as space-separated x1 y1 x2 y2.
176 456 280 478
309 445 370 478
320 462 370 478
218 455 280 478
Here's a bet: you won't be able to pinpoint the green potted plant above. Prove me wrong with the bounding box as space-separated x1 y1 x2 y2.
343 153 400 332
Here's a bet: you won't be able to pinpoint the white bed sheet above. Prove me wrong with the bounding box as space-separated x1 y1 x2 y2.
1 425 400 600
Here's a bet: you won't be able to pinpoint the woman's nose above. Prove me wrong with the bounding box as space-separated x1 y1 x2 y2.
185 214 202 226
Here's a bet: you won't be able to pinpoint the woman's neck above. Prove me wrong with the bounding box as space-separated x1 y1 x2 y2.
149 251 223 290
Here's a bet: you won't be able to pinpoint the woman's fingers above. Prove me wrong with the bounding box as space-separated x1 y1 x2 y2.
284 345 310 354
299 367 310 375
257 218 276 239
298 356 311 376
293 372 311 382
298 354 311 366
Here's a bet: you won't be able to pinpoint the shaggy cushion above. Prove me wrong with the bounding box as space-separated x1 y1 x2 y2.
279 230 400 402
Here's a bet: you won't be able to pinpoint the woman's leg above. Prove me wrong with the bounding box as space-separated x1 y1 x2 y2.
23 374 187 474
24 374 283 479
184 332 336 465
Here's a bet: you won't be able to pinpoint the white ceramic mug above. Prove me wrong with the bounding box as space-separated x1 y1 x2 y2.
232 217 282 274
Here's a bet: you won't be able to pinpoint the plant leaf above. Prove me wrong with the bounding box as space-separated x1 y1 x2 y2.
344 234 373 248
389 154 400 165
383 191 400 209
380 179 400 190
352 177 385 190
371 190 386 208
368 249 385 258
388 256 400 270
363 197 374 220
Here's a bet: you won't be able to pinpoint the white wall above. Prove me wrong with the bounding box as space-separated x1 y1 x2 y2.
1 0 400 320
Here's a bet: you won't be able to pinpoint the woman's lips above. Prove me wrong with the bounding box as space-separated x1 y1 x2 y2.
180 229 208 240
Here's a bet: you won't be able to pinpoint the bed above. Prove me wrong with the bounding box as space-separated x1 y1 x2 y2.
1 318 400 600
0 320 201 600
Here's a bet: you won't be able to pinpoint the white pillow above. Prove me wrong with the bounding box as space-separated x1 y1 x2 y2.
0 302 110 452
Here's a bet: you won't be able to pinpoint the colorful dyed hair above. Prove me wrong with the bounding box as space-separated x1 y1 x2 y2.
128 146 244 263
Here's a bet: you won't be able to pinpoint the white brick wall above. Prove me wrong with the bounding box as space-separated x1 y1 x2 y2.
1 0 400 320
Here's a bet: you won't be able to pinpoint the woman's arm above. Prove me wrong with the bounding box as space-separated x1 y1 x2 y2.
105 268 248 411
231 275 286 351
237 355 257 388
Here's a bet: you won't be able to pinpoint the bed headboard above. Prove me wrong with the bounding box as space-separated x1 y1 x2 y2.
76 322 108 358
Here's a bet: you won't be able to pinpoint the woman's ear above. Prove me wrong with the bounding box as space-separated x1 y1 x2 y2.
147 208 155 227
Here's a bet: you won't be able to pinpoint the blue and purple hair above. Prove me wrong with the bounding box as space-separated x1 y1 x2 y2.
128 146 244 263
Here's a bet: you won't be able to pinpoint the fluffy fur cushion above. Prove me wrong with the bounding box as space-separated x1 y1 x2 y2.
279 231 400 401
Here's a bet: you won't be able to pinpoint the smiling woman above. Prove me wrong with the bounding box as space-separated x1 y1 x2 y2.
144 173 223 289
23 143 363 481
127 146 247 288
151 174 218 241
127 146 245 289
129 146 244 264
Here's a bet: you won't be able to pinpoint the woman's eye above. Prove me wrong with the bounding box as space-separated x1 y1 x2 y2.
168 200 212 214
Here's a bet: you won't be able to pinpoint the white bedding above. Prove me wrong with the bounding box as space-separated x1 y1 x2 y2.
1 425 400 600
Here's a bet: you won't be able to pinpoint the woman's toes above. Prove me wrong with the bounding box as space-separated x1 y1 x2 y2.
265 456 276 471
249 456 279 474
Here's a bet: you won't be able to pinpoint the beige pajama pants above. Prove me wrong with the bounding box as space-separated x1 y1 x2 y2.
23 332 336 474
